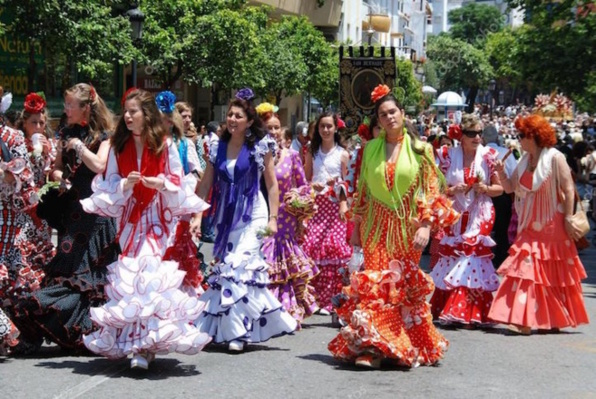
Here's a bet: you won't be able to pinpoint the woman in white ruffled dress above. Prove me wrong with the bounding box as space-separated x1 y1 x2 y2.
81 89 211 369
191 89 297 352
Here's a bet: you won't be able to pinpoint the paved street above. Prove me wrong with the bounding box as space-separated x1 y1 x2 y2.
2 238 596 399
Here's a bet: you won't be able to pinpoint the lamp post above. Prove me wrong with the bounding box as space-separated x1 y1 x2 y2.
126 4 145 88
488 79 496 118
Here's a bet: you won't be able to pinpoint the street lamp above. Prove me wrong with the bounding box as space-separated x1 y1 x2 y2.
126 4 145 88
488 79 496 118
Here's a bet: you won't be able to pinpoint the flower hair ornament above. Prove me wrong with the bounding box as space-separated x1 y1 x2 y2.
24 92 47 114
447 124 462 141
236 87 256 102
89 85 97 102
357 116 372 141
155 91 177 114
371 84 391 104
121 87 139 107
337 117 346 130
255 102 279 116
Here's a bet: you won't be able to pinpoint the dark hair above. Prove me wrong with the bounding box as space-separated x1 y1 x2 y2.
207 121 219 134
369 114 379 130
374 93 425 156
112 89 167 155
220 98 267 147
310 112 340 155
281 126 292 143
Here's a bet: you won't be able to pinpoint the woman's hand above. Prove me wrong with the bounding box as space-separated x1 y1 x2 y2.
123 171 141 191
190 215 202 238
473 182 488 195
40 136 51 155
141 176 165 190
449 183 468 195
564 216 584 241
494 159 505 175
312 182 325 192
413 225 431 250
267 218 278 235
66 138 82 151
349 228 361 247
339 200 348 222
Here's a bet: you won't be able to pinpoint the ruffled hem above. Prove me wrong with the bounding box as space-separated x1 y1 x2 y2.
439 234 495 258
431 255 499 291
497 236 587 288
329 261 448 367
263 239 320 284
83 255 211 358
0 308 19 347
431 287 494 325
195 252 297 343
488 276 589 329
269 282 318 325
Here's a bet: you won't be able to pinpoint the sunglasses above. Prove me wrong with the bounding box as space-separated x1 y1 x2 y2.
462 130 482 138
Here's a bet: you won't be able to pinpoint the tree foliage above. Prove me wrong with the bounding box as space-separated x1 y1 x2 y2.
0 0 136 91
448 3 505 45
394 58 423 114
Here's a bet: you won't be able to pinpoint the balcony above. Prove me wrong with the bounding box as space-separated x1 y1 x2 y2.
248 0 343 27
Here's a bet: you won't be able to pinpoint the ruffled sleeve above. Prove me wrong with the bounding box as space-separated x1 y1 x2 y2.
208 139 219 165
253 135 278 172
80 147 133 218
415 145 460 230
0 127 37 210
161 139 210 216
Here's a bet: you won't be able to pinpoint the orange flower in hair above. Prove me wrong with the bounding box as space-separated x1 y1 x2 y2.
371 84 391 104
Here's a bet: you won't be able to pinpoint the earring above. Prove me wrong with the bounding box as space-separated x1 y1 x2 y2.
245 129 252 138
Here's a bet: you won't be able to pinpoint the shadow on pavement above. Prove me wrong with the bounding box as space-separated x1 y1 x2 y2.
35 358 201 380
202 343 290 354
298 354 415 372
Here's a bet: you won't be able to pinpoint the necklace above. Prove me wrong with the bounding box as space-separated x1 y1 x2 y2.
132 132 141 137
386 134 404 144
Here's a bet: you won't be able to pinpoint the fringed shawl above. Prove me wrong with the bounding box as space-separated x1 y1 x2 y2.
513 147 560 233
356 132 444 253
209 136 277 259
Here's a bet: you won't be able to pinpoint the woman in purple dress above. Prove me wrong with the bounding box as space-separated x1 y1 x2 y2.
258 106 319 328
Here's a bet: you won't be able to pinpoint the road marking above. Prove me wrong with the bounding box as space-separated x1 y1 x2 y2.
52 361 128 399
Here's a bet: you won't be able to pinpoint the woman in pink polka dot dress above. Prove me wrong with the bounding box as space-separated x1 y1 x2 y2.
302 113 352 314
430 114 503 326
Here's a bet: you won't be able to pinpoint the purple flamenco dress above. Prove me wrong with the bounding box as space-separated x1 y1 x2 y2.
262 149 319 328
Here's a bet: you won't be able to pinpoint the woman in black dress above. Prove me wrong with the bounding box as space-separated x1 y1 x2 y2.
14 83 119 353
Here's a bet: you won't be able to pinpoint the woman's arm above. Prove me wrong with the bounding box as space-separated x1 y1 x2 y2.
263 151 280 234
304 151 313 182
68 138 110 174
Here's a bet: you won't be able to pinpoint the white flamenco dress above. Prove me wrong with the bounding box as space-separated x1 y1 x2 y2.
195 136 297 344
81 139 211 359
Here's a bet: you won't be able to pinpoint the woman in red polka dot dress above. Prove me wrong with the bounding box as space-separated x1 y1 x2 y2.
302 112 352 314
430 114 503 327
328 86 458 369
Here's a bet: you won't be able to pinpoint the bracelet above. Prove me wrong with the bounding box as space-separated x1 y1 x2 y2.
74 141 86 164
269 215 278 220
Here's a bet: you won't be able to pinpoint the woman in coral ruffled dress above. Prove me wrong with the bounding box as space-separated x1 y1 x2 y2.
329 85 458 369
488 115 589 334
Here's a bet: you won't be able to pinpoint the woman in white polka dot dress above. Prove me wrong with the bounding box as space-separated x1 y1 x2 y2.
430 114 503 327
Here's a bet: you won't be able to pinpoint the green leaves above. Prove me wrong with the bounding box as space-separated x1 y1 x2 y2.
448 3 505 45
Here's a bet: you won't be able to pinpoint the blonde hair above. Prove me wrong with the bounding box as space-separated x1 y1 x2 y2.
461 113 483 131
64 83 115 144
175 101 193 115
16 108 52 138
162 109 185 140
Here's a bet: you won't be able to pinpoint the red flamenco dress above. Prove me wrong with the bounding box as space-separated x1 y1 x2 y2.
329 135 458 367
488 149 589 331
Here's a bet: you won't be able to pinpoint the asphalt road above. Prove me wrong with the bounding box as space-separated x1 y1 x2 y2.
1 238 595 399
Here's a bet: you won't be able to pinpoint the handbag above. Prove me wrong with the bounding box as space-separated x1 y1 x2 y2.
569 188 590 239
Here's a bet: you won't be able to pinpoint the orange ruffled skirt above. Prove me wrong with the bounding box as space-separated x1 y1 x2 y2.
488 212 589 329
329 237 448 367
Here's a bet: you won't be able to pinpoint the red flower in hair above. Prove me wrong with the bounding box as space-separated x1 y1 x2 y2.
337 118 346 129
357 123 372 141
121 87 139 107
447 124 462 141
89 85 97 102
371 84 391 104
24 93 46 114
